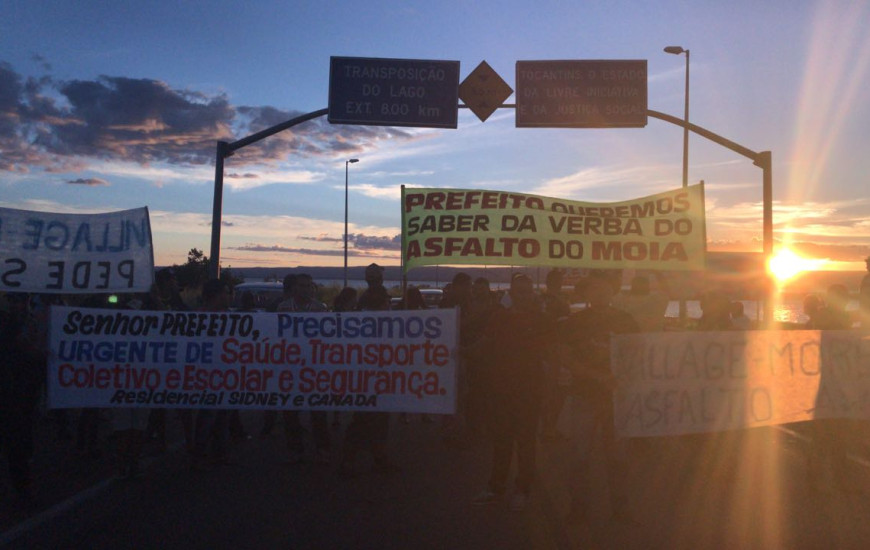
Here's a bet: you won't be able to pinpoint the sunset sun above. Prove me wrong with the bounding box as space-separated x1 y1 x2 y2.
767 248 828 284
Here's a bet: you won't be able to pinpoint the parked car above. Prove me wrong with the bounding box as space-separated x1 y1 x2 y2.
389 288 444 309
419 288 443 308
231 282 284 311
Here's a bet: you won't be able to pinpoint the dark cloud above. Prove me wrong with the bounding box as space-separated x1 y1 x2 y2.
31 54 52 72
50 76 235 164
67 177 109 186
0 60 416 173
227 172 259 179
232 244 390 258
299 234 343 243
231 105 413 164
349 233 402 250
298 233 402 251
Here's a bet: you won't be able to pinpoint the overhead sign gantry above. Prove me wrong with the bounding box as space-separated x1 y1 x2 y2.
328 56 460 128
515 60 648 128
210 55 772 323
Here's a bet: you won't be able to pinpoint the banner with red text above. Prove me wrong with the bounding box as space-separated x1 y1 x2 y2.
48 306 458 413
401 184 705 271
611 330 870 437
0 206 153 293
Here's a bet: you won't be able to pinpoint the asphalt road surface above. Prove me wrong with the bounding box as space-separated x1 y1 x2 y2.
3 411 870 549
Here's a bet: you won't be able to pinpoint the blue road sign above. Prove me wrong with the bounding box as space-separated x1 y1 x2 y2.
329 57 460 129
516 60 648 128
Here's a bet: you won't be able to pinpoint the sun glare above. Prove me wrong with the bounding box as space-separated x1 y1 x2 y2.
767 248 828 284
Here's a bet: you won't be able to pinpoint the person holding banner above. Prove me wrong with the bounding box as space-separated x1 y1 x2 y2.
260 274 297 438
612 273 669 333
439 272 475 449
190 279 233 471
561 274 639 526
539 269 571 443
339 263 401 477
470 274 553 512
398 287 429 425
331 287 358 429
463 277 498 439
277 273 332 465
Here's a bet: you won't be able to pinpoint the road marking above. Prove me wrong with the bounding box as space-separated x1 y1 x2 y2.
0 442 185 546
0 477 115 546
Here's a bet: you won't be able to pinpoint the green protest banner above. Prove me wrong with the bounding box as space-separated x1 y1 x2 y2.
401 184 706 271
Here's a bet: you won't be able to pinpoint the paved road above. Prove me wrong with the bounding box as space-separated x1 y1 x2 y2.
3 411 870 549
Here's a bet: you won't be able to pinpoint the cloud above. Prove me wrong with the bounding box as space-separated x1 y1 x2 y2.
299 234 343 243
0 61 419 174
344 183 403 200
533 164 673 200
705 197 870 260
299 232 402 251
67 177 109 186
350 233 402 250
231 243 397 258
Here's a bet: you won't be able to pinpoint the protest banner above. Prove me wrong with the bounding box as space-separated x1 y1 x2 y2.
48 306 459 413
0 207 154 293
612 330 870 438
401 184 706 272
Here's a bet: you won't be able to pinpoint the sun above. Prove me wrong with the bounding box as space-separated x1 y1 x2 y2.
767 248 828 284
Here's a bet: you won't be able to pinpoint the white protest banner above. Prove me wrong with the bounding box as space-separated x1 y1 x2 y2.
48 306 459 413
0 207 154 293
612 330 870 437
401 184 706 272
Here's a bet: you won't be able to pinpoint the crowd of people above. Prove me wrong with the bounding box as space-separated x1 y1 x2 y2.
3 258 870 526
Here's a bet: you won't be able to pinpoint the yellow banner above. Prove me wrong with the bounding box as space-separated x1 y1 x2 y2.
401 184 706 271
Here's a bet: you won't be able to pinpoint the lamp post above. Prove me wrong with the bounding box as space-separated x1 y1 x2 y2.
664 46 690 188
344 158 359 288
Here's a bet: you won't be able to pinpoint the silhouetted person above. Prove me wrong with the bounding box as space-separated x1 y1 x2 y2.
340 263 400 477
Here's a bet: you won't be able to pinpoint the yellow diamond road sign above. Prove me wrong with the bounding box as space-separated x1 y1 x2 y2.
459 61 513 122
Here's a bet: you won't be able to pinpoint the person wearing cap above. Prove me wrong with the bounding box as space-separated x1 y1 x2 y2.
339 263 401 477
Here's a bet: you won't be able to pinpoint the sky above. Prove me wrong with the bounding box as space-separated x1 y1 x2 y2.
2 0 870 272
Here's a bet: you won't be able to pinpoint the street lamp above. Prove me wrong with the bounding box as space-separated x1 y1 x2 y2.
664 46 690 188
344 158 359 288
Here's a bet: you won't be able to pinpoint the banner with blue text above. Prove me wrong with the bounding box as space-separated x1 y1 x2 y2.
48 306 459 413
0 207 154 293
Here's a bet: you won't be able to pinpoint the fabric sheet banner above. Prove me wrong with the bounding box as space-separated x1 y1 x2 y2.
401 184 705 271
0 206 154 294
47 306 459 413
612 330 870 438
